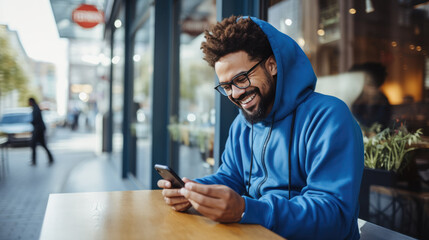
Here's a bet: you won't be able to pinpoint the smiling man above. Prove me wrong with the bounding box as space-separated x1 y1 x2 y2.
158 16 364 239
215 52 277 123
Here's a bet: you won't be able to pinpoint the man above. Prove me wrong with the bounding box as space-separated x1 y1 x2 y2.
29 98 54 165
350 62 391 129
158 16 364 239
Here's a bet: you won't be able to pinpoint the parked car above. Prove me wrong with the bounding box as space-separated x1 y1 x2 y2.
0 108 34 146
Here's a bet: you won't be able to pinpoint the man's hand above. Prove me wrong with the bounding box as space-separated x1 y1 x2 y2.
180 182 245 223
157 177 193 212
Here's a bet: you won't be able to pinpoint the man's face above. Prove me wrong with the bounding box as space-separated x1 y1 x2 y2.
215 51 277 123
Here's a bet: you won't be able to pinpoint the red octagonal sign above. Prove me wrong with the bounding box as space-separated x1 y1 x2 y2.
72 4 104 29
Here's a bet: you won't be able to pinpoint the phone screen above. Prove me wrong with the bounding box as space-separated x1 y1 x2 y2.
154 164 185 188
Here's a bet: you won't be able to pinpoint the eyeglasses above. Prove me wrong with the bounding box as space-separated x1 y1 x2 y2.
214 58 265 96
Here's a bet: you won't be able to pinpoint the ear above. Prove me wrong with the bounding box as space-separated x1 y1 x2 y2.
265 55 277 76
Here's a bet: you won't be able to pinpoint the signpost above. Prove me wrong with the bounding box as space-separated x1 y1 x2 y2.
72 4 104 29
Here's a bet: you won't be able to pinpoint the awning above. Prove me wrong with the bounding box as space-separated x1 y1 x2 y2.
49 0 106 40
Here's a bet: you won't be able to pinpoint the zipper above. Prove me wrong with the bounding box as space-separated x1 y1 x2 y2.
256 119 275 198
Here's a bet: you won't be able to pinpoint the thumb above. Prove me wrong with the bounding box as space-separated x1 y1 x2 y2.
182 177 197 184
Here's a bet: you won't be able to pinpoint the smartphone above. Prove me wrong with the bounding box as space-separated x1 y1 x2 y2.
154 164 185 188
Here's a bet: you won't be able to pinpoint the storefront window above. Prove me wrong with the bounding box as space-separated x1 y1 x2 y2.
268 0 428 133
133 4 154 189
95 42 111 138
176 0 216 178
111 7 125 170
268 0 429 238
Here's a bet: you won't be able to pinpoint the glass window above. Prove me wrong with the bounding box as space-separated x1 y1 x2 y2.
267 1 429 238
111 6 125 170
133 5 154 189
176 0 216 178
268 0 429 134
95 42 111 117
136 0 153 17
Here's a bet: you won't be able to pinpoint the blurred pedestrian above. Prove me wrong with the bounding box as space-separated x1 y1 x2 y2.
28 98 54 165
71 107 80 131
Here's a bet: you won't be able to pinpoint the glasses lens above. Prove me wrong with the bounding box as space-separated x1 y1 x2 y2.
233 74 250 88
215 85 230 96
221 85 232 96
215 60 257 97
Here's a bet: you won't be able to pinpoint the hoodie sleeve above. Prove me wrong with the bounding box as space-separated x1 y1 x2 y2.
239 99 364 240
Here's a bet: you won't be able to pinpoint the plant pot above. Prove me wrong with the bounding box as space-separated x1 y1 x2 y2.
362 168 397 187
359 168 397 220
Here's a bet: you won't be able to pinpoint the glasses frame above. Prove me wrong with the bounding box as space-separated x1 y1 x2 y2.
214 58 266 96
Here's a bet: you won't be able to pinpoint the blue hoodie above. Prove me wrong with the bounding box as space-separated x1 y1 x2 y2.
197 17 364 239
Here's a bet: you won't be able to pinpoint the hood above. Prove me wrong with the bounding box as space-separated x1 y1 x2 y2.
244 17 317 123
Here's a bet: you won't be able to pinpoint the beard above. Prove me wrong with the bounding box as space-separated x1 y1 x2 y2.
231 73 276 123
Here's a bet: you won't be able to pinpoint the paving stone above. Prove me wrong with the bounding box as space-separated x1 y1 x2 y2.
0 128 137 240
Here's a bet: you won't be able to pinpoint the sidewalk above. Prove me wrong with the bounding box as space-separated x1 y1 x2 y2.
0 127 138 240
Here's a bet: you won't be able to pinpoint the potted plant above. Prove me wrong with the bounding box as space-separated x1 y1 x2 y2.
363 124 422 172
359 123 423 220
167 117 214 165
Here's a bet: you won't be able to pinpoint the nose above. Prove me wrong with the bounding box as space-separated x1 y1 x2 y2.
231 85 246 99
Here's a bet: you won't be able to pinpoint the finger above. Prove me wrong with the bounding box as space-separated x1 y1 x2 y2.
181 187 223 208
187 199 220 219
182 177 197 184
184 182 224 198
172 202 191 212
162 188 183 198
157 179 171 189
164 196 189 206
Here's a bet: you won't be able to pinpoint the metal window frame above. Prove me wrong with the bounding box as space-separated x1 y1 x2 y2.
213 0 262 169
150 0 180 189
106 0 264 187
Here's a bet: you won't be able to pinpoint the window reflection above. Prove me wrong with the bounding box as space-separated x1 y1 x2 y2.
268 0 429 134
112 6 125 170
133 5 154 188
176 0 216 178
268 0 429 238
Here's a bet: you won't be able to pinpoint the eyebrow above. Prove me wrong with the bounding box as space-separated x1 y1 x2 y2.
219 71 247 85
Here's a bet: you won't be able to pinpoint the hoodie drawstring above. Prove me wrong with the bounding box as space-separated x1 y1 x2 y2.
288 110 296 199
246 111 296 200
246 123 254 196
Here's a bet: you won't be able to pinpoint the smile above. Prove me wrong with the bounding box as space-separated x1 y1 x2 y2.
240 92 257 106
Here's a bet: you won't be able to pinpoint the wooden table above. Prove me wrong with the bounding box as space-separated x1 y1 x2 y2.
40 190 284 240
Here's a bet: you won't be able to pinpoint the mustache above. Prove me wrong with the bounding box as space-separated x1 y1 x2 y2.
232 88 259 102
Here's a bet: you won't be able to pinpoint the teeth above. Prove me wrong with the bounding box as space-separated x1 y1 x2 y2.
240 93 256 105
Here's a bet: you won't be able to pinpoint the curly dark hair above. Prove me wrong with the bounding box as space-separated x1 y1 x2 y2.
200 15 273 67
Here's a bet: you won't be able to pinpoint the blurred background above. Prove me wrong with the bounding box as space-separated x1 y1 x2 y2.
0 0 428 239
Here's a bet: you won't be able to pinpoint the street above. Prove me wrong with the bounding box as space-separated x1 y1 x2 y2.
0 126 135 240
